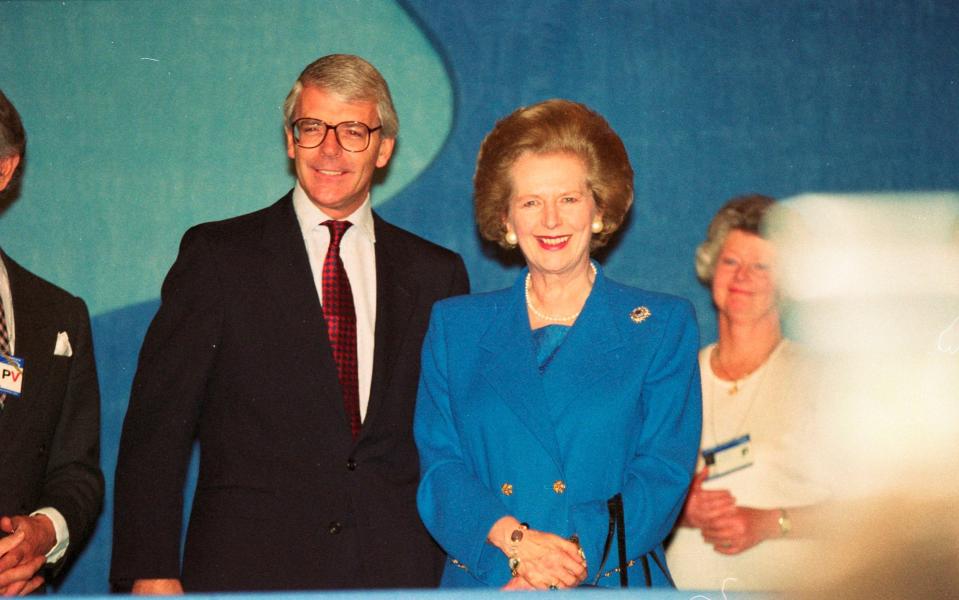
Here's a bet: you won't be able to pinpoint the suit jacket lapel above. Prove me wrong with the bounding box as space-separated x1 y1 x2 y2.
363 214 415 435
479 272 564 471
259 195 352 440
540 266 627 418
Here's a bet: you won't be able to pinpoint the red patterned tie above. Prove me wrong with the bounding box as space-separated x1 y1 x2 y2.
321 220 361 438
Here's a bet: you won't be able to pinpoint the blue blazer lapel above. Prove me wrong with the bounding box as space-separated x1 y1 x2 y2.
478 273 564 470
541 265 628 418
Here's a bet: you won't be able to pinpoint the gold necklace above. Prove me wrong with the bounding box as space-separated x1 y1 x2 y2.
525 263 597 323
708 341 783 445
713 339 782 395
713 348 745 395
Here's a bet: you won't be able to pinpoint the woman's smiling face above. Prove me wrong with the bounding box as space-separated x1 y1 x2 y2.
505 151 599 278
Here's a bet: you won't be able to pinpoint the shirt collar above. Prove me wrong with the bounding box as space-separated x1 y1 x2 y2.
291 182 376 243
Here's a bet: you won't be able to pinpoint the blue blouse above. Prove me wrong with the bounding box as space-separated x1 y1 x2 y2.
531 324 570 374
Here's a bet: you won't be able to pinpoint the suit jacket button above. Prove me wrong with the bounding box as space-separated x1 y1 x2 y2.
346 459 357 471
328 521 342 535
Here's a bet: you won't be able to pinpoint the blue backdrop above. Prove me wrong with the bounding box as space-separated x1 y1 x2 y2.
1 0 957 593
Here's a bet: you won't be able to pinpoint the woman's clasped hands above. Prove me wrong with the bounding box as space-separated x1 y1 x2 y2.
491 517 587 590
681 469 781 555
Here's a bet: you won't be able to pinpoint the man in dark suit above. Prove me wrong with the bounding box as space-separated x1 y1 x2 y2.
0 90 104 595
111 54 469 593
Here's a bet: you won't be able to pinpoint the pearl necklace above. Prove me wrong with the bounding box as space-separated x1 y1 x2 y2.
525 263 597 323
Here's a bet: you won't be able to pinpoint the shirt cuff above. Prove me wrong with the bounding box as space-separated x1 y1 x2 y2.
30 508 70 564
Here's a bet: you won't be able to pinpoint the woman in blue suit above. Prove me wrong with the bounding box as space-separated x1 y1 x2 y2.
415 100 701 590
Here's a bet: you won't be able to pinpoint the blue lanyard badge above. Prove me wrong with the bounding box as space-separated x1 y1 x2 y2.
702 434 753 480
0 354 24 396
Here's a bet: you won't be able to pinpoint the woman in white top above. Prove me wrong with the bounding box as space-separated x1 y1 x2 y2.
666 195 827 591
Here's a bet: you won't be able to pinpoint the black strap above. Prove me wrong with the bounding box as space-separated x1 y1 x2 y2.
641 554 652 587
611 494 628 587
649 547 676 588
589 499 618 586
585 493 675 589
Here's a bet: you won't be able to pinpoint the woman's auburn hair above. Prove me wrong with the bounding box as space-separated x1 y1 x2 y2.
474 99 634 250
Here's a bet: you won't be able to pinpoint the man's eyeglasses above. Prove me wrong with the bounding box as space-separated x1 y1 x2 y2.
290 118 383 152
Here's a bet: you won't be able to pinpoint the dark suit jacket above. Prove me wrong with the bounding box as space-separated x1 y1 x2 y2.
0 252 103 576
111 193 469 591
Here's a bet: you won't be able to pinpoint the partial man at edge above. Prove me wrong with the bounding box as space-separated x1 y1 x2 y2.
0 89 104 595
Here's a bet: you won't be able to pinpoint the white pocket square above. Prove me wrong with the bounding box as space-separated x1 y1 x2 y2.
54 331 73 357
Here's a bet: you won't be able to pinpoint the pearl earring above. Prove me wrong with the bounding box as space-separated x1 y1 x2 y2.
591 219 603 234
505 231 518 246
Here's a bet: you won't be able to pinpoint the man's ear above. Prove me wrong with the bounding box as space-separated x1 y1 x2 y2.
375 137 395 169
0 154 21 192
285 128 296 160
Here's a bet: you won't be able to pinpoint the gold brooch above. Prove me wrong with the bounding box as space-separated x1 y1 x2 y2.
552 480 566 494
630 306 651 324
501 483 513 496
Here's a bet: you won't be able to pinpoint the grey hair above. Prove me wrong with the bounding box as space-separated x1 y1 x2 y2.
0 89 26 195
282 54 398 139
695 194 776 286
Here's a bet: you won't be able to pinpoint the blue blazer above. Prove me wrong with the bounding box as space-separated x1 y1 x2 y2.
415 265 702 587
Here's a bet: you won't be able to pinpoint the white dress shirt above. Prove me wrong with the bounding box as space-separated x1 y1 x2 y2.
0 258 15 353
0 256 69 564
291 184 377 422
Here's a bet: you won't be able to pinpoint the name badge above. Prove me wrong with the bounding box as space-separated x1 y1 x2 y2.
0 355 24 396
702 434 752 479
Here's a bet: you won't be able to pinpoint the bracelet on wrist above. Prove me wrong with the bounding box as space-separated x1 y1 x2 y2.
508 555 521 578
510 522 529 543
507 522 529 577
569 533 587 563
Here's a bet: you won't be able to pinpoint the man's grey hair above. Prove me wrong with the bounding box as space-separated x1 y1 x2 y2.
283 54 398 139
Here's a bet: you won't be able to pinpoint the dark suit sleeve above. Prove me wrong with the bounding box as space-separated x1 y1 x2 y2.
39 297 104 568
448 254 470 298
111 227 223 584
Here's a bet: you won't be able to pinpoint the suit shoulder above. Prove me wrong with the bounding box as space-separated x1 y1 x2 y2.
4 255 86 310
374 215 462 264
182 201 280 245
432 285 511 319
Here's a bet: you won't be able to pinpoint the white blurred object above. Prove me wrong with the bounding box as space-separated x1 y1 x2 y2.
768 192 959 598
768 191 959 500
772 192 959 300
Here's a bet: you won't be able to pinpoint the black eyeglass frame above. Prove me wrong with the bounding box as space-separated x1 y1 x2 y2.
290 118 383 152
